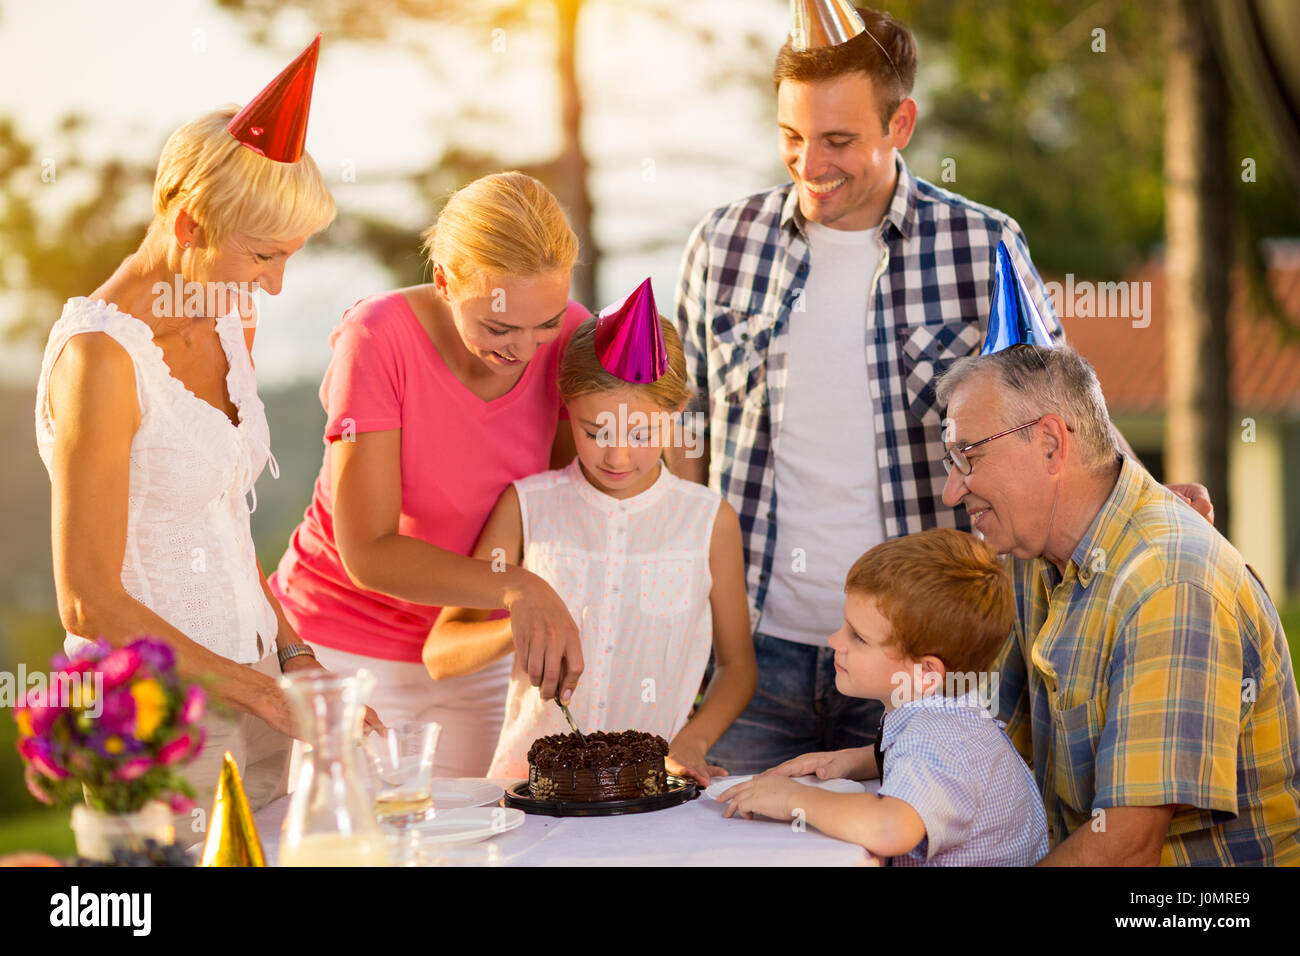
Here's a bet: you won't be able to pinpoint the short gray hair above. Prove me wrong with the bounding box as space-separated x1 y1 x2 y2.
935 345 1119 471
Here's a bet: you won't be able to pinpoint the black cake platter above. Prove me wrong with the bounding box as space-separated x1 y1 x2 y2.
504 775 698 817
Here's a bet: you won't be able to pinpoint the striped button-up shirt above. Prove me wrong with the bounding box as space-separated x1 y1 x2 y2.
674 155 1063 626
997 456 1300 864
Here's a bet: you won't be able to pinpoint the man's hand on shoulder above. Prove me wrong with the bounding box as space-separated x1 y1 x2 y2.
1165 482 1213 524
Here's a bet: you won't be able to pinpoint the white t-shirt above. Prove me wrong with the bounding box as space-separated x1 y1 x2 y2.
760 221 886 646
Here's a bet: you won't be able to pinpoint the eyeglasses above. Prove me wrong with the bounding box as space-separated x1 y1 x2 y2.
941 419 1042 476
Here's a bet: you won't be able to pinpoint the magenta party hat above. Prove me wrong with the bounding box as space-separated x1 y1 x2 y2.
980 240 1057 354
227 35 321 163
790 0 866 51
594 277 667 384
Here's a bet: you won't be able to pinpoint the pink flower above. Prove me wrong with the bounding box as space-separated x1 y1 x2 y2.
100 647 142 689
157 733 197 766
23 765 54 805
167 792 196 814
180 684 206 726
17 698 61 738
98 686 137 737
18 737 69 780
114 757 154 781
20 682 66 736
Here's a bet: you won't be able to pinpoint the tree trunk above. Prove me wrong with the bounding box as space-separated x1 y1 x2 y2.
554 0 597 306
1164 0 1230 532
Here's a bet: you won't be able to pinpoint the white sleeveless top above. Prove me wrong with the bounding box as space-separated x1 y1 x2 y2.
487 458 721 778
35 297 279 664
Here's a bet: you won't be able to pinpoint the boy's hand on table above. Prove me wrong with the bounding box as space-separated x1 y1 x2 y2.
667 734 727 787
718 775 803 821
761 749 861 781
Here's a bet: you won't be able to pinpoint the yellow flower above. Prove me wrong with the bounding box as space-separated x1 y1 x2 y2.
130 679 168 741
16 710 33 737
105 736 125 755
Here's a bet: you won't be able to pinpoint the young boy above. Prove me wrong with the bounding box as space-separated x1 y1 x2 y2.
719 528 1048 866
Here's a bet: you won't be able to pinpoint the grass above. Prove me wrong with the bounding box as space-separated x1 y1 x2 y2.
0 806 76 859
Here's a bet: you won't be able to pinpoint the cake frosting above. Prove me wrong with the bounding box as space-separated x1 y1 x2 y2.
527 730 669 801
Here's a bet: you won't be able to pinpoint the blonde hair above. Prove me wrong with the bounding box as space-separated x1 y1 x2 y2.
559 314 692 411
421 171 578 290
143 107 335 262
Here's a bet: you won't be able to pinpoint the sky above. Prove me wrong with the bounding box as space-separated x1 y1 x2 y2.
0 0 795 386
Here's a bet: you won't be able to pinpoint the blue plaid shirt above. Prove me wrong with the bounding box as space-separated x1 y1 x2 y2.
674 156 1064 626
879 691 1049 866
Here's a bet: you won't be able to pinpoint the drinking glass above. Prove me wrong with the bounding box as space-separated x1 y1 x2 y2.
363 722 441 864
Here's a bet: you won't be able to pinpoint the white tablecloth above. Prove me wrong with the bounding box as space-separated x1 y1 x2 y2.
254 778 881 867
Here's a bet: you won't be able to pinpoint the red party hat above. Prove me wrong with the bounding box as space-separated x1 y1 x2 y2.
226 35 321 163
595 278 668 384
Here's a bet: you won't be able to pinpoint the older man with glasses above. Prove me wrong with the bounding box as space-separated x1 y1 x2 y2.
936 343 1300 865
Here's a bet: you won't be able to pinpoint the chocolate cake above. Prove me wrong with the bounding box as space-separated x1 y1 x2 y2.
527 730 670 801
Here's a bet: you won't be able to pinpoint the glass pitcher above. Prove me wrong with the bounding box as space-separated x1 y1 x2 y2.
278 669 387 866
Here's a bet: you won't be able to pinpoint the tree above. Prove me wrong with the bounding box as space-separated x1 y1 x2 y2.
1163 0 1229 528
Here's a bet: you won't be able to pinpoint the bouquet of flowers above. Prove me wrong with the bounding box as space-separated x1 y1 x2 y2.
14 637 207 814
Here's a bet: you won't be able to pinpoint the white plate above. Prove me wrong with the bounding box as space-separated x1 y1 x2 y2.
703 773 866 802
403 807 525 845
432 779 504 810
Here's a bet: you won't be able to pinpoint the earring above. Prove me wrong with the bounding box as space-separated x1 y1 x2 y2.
183 241 191 248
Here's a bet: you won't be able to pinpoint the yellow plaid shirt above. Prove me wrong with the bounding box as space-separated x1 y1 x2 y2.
997 456 1300 864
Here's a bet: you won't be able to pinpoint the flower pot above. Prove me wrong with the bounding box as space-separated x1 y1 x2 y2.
70 800 176 862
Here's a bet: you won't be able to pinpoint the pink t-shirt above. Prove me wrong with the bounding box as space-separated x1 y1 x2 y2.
270 290 589 662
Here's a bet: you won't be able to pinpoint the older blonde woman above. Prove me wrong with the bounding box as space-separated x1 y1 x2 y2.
269 171 588 776
35 48 346 839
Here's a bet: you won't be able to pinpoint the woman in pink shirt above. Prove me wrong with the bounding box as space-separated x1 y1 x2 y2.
269 172 586 775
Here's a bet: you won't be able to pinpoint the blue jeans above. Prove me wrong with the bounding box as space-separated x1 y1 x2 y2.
707 633 885 775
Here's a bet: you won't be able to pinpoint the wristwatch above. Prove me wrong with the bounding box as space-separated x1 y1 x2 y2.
277 643 317 671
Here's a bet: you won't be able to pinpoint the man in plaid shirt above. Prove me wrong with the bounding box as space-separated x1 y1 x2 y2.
936 345 1299 865
672 8 1066 773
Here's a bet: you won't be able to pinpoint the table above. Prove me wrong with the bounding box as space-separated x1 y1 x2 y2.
253 778 881 866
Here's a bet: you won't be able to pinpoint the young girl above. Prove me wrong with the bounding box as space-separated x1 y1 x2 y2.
425 280 757 785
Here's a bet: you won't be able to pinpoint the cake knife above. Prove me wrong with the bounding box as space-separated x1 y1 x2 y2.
554 694 588 747
552 632 588 745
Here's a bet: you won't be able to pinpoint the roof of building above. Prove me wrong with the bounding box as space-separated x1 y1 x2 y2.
1056 240 1300 417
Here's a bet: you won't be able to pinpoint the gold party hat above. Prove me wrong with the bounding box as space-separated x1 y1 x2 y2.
199 752 267 867
790 0 866 51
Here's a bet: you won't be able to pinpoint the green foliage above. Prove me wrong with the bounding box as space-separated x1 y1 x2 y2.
889 0 1299 278
0 116 153 345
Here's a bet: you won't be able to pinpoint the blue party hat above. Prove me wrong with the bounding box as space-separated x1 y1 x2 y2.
981 240 1056 354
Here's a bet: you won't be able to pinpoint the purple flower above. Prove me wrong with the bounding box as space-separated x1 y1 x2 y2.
87 730 142 759
131 638 176 675
114 757 154 781
180 685 206 726
97 688 137 737
72 639 112 664
18 737 69 780
99 647 142 689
